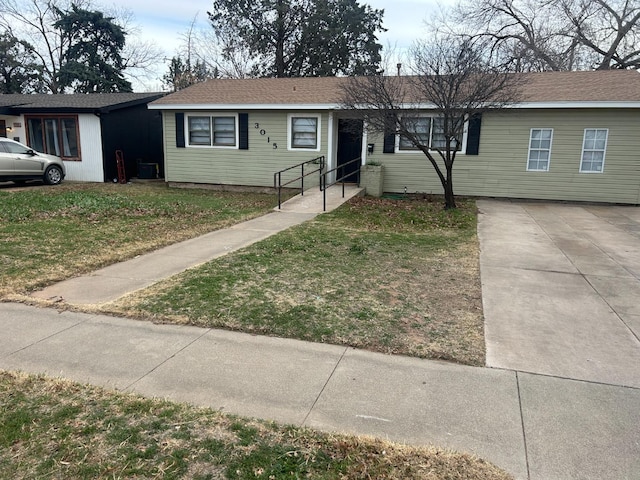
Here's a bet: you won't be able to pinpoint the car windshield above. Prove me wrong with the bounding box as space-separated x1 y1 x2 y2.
2 141 32 155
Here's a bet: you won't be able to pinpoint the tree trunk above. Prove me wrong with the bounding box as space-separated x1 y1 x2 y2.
275 0 286 77
444 164 456 209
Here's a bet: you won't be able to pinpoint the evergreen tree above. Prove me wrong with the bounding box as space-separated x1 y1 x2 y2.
208 0 385 77
54 5 132 92
0 32 43 93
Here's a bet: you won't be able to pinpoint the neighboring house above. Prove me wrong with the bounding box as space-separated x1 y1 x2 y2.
149 71 640 204
0 93 165 182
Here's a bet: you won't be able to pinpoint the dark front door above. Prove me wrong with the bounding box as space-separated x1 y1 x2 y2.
0 120 6 138
337 119 363 183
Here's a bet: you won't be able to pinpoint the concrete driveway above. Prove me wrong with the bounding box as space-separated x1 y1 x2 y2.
478 200 640 388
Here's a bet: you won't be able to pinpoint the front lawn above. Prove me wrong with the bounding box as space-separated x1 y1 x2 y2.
0 183 276 297
109 196 485 365
0 371 512 480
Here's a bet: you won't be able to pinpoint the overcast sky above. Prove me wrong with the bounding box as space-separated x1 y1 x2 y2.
122 0 444 90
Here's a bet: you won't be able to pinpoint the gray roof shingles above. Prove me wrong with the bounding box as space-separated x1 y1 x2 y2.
149 70 640 107
0 93 164 112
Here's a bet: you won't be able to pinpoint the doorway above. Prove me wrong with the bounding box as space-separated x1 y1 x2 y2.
336 119 363 183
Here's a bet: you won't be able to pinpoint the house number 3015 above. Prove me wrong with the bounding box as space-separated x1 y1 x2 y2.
254 122 277 148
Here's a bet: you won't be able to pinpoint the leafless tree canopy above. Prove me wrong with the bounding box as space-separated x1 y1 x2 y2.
342 38 524 209
448 0 640 71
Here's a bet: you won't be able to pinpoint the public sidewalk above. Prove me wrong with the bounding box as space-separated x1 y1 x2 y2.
2 302 639 480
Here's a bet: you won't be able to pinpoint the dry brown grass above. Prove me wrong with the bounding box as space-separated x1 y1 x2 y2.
104 196 485 365
0 371 513 480
0 183 277 297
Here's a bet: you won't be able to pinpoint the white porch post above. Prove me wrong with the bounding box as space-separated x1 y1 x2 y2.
361 120 369 165
327 111 336 184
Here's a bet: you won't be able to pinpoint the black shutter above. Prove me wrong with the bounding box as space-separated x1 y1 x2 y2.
175 113 185 148
383 130 395 153
466 114 482 155
239 113 249 150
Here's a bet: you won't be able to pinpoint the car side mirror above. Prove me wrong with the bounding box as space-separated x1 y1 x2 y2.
27 149 36 156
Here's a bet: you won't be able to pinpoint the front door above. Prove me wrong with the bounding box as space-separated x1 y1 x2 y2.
336 119 363 183
0 120 6 138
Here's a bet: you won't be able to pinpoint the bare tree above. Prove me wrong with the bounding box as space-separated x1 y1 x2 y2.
111 6 164 85
196 27 254 79
450 0 581 71
167 13 253 79
342 37 524 209
561 0 640 69
448 0 640 71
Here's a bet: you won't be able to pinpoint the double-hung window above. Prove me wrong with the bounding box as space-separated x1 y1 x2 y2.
187 115 237 147
289 115 320 150
399 117 431 150
26 115 80 161
431 117 462 151
580 129 607 173
527 128 553 171
399 116 462 151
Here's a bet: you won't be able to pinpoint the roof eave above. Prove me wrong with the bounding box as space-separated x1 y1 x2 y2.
511 101 640 109
99 94 166 113
148 103 341 111
10 107 100 114
148 100 640 111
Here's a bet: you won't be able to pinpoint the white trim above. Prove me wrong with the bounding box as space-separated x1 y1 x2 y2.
150 101 640 111
526 128 553 172
185 113 239 149
287 113 322 152
361 121 369 164
150 103 340 111
510 101 640 109
579 128 608 173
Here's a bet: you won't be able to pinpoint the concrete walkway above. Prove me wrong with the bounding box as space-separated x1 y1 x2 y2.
32 184 363 305
2 197 640 479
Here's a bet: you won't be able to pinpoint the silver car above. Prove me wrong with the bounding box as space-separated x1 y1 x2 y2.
0 137 66 185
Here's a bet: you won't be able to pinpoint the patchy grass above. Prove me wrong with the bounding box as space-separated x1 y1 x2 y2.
109 196 485 365
0 183 276 297
0 370 513 480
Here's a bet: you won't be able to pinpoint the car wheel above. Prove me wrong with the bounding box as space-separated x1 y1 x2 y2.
44 165 63 185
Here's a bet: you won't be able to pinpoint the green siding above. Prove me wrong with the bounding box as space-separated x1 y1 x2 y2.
163 110 329 188
368 109 640 204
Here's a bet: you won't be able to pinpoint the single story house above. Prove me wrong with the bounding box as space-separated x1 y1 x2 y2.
0 93 165 182
149 70 640 204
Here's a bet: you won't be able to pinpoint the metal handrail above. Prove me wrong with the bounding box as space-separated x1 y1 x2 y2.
320 157 361 211
273 156 325 209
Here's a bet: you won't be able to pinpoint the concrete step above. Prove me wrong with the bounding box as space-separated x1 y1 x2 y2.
276 184 364 214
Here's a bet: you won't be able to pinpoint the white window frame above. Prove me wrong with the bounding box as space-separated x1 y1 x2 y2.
580 128 608 173
395 115 466 154
526 128 553 172
185 113 239 149
398 116 431 151
287 113 321 151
